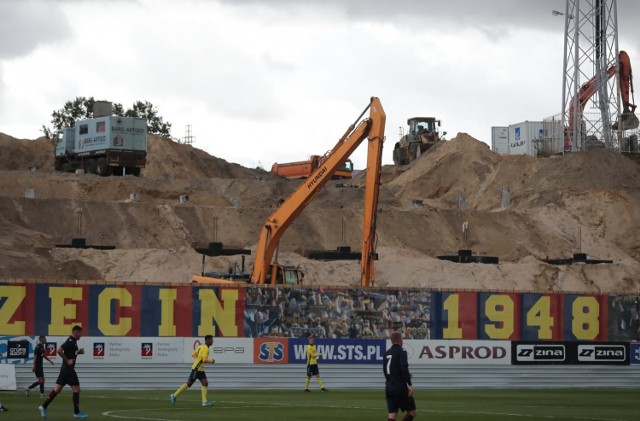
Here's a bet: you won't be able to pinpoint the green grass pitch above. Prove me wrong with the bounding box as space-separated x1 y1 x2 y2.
1 388 638 420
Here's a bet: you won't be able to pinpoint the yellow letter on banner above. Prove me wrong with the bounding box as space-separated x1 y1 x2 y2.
484 295 515 339
98 288 132 336
48 287 83 335
158 288 177 336
0 286 26 335
443 294 463 339
572 296 599 340
197 288 239 337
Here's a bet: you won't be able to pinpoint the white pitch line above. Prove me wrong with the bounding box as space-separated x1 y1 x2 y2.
102 408 185 421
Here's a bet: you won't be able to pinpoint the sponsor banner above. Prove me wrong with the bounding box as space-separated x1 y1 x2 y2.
289 338 385 364
0 336 37 364
45 342 57 357
575 342 629 365
254 338 288 364
631 342 640 365
512 341 630 365
7 340 29 359
44 336 185 364
184 338 252 364
512 342 567 364
0 364 16 391
401 340 511 365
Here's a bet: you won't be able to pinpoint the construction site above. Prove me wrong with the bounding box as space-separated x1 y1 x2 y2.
1 0 639 292
1 122 639 292
2 4 640 415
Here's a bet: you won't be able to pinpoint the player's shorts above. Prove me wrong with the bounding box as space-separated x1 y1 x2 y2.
306 364 319 377
188 369 207 383
34 366 44 378
385 383 416 414
55 368 79 387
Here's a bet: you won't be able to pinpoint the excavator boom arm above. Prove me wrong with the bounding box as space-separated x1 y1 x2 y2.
251 97 386 285
566 50 638 150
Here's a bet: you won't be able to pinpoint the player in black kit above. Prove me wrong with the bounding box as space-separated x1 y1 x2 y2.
38 325 88 419
383 331 416 421
26 335 55 398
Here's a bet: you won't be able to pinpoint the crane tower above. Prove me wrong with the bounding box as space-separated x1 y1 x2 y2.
561 0 622 152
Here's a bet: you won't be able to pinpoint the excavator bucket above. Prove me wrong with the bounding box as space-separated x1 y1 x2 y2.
621 111 639 130
614 111 640 131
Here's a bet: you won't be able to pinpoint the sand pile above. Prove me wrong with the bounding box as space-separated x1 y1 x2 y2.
0 132 638 293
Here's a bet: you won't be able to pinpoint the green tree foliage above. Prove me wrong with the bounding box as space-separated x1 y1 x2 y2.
123 100 171 137
41 96 172 138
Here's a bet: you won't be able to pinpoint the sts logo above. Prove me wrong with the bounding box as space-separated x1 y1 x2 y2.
45 342 57 357
93 343 105 359
141 343 153 359
254 339 288 364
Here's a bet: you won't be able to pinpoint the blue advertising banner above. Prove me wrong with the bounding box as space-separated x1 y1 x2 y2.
289 338 385 364
630 343 640 365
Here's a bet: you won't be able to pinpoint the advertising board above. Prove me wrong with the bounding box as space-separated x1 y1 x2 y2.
0 364 16 391
512 341 629 365
402 340 511 365
289 338 385 364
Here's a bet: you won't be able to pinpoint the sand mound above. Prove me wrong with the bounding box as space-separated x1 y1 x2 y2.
0 131 639 293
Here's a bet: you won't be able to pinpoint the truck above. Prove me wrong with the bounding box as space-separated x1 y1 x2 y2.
193 96 386 287
54 108 147 177
271 155 354 179
392 117 445 166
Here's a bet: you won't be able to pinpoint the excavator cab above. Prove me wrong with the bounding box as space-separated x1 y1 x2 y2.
266 263 304 285
192 263 303 286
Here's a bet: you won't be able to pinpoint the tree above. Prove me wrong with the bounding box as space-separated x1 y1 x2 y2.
122 100 171 137
41 96 172 138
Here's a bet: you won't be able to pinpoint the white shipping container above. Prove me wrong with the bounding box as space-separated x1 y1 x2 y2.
508 121 544 157
491 126 509 154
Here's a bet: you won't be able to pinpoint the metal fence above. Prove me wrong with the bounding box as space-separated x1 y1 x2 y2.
543 111 640 154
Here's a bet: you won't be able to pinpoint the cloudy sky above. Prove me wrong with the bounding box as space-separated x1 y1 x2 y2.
2 0 640 169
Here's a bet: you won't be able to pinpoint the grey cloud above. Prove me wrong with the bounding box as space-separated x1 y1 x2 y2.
0 1 72 59
213 0 640 56
215 0 640 37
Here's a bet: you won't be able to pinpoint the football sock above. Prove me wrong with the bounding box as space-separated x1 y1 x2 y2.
174 384 188 397
201 386 207 403
305 378 310 389
42 390 58 408
402 415 414 421
28 381 39 390
317 378 325 389
39 384 45 394
73 392 80 414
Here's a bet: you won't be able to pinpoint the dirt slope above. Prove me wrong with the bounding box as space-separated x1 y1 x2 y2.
0 132 639 293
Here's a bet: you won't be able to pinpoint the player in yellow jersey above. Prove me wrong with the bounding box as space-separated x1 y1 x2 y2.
304 335 327 392
170 335 215 407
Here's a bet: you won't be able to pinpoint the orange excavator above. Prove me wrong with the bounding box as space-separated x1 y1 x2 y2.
271 155 354 179
565 50 638 151
193 97 386 287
